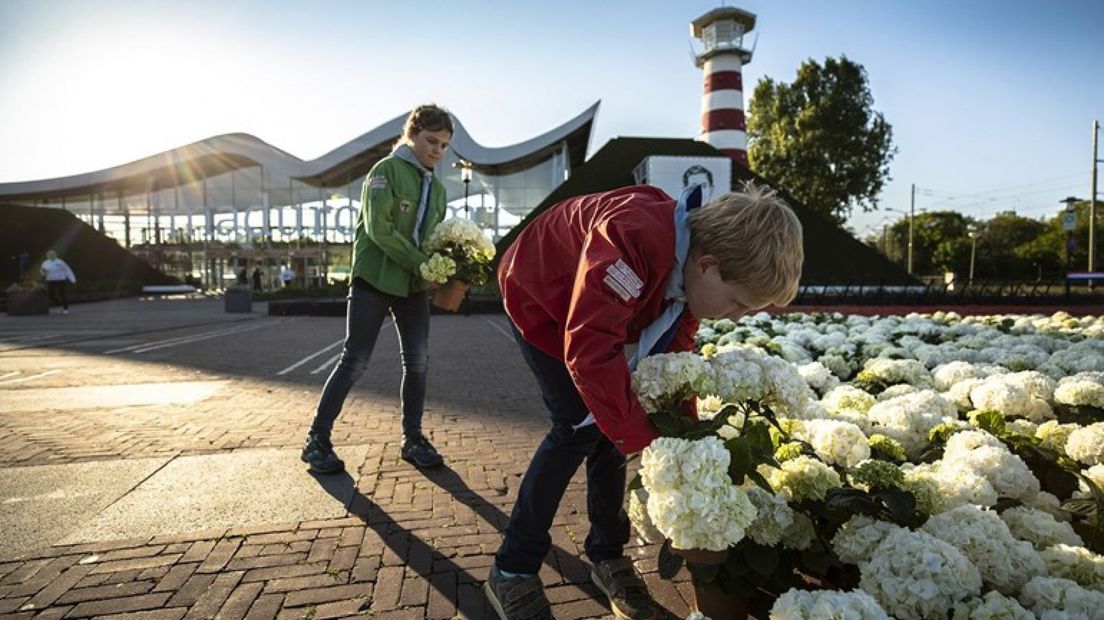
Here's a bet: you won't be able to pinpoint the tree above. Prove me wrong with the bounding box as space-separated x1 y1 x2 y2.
747 56 896 225
882 211 977 275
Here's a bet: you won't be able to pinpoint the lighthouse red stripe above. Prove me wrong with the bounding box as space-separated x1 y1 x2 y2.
702 109 746 132
721 149 749 165
703 71 743 92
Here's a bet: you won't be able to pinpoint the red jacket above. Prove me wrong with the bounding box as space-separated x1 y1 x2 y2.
498 185 699 454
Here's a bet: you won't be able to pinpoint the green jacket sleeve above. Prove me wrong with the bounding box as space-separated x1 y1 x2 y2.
363 163 430 273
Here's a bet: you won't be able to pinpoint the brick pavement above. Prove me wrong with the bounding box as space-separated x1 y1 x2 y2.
0 298 694 619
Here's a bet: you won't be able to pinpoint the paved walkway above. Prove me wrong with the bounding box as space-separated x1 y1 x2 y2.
0 297 692 619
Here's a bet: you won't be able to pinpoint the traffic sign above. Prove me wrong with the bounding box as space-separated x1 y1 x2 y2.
1062 211 1077 231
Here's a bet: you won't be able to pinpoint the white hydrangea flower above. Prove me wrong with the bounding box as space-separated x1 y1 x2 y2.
1018 576 1104 618
859 358 933 388
1040 544 1104 590
860 529 982 620
1055 372 1104 408
1036 420 1080 454
921 505 1046 594
627 488 663 544
904 462 998 513
418 253 456 284
798 361 840 394
795 419 871 467
822 385 877 415
743 486 794 547
763 455 842 503
1066 422 1104 466
1000 506 1083 550
866 390 958 459
949 591 1034 620
639 437 757 551
696 394 725 420
1076 463 1104 499
946 378 985 412
941 433 1040 501
877 384 919 400
831 515 905 565
769 588 890 620
933 361 982 391
632 352 717 414
781 510 816 551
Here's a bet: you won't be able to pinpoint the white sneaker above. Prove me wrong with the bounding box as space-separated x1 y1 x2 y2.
61 309 69 314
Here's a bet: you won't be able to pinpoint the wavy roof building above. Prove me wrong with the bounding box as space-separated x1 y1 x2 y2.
0 103 598 246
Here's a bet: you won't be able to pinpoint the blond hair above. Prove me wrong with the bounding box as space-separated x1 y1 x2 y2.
687 181 804 306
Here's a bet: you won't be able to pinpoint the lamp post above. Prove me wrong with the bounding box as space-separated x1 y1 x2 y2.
967 228 979 285
1060 196 1080 297
885 206 918 273
458 160 473 219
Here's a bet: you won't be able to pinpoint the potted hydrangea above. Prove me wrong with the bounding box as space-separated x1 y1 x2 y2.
5 281 49 315
419 218 495 312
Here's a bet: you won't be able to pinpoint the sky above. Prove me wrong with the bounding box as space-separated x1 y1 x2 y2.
1 0 1102 238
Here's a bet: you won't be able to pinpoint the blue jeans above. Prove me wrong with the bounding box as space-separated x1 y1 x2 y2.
494 325 629 574
311 280 430 439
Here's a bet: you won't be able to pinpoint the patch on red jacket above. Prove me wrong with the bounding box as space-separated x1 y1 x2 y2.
604 259 642 302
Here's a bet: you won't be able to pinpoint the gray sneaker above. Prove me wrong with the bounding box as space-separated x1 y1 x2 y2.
300 432 345 474
484 566 552 620
591 557 658 620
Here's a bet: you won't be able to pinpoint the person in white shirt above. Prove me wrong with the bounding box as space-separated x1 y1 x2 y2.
40 250 76 314
281 263 295 288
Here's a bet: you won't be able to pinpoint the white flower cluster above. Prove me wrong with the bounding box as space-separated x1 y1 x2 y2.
1039 544 1104 591
418 253 456 284
1055 371 1104 408
1018 576 1104 618
921 505 1046 594
763 455 842 503
769 588 889 619
638 437 756 551
968 372 1055 422
1035 420 1080 454
949 591 1034 620
794 418 870 467
860 529 982 620
866 390 958 458
941 430 1040 501
797 361 840 395
632 352 715 413
859 358 933 388
1066 422 1104 466
831 515 905 565
999 506 1083 550
421 217 495 261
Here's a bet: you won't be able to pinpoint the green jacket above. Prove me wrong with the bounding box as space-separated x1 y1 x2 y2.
351 153 447 296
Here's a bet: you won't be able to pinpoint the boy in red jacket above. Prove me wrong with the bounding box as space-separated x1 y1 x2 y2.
484 181 804 620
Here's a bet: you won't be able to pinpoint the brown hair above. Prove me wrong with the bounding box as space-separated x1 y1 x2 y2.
402 104 454 143
687 181 804 306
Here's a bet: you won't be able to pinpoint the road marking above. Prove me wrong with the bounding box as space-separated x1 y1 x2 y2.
105 324 250 354
0 371 21 380
276 338 344 376
310 352 343 375
130 320 282 354
0 369 60 386
480 316 514 342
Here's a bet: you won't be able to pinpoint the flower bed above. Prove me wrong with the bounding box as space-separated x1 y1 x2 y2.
629 311 1104 619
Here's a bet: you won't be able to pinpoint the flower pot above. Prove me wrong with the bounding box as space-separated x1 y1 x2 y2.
671 548 751 619
431 280 469 312
5 289 49 315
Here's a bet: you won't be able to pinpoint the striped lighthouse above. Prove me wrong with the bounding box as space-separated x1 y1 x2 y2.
691 7 756 166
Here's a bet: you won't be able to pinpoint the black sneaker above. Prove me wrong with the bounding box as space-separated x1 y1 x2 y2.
484 566 552 620
300 432 345 474
400 434 443 468
591 557 658 619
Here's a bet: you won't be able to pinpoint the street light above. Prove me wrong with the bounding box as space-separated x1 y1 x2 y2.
455 160 473 219
885 207 921 274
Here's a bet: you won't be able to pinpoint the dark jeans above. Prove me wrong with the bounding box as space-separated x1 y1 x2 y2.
47 281 68 309
311 280 430 439
494 325 629 574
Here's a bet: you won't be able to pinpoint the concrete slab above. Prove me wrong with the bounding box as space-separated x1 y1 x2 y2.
0 458 169 557
2 380 227 412
60 445 371 545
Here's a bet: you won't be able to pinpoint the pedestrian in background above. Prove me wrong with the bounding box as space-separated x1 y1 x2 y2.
41 250 76 314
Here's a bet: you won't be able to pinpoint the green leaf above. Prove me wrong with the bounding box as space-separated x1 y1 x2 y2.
747 469 775 493
875 488 918 525
726 437 754 483
742 544 780 577
972 410 1006 436
658 540 684 579
626 475 643 493
649 412 685 437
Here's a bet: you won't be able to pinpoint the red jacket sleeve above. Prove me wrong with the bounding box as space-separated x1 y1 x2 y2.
562 221 659 455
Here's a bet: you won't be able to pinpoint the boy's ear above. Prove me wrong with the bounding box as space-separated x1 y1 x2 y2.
693 253 720 273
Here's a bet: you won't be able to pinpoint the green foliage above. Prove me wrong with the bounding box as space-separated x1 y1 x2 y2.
747 56 896 225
